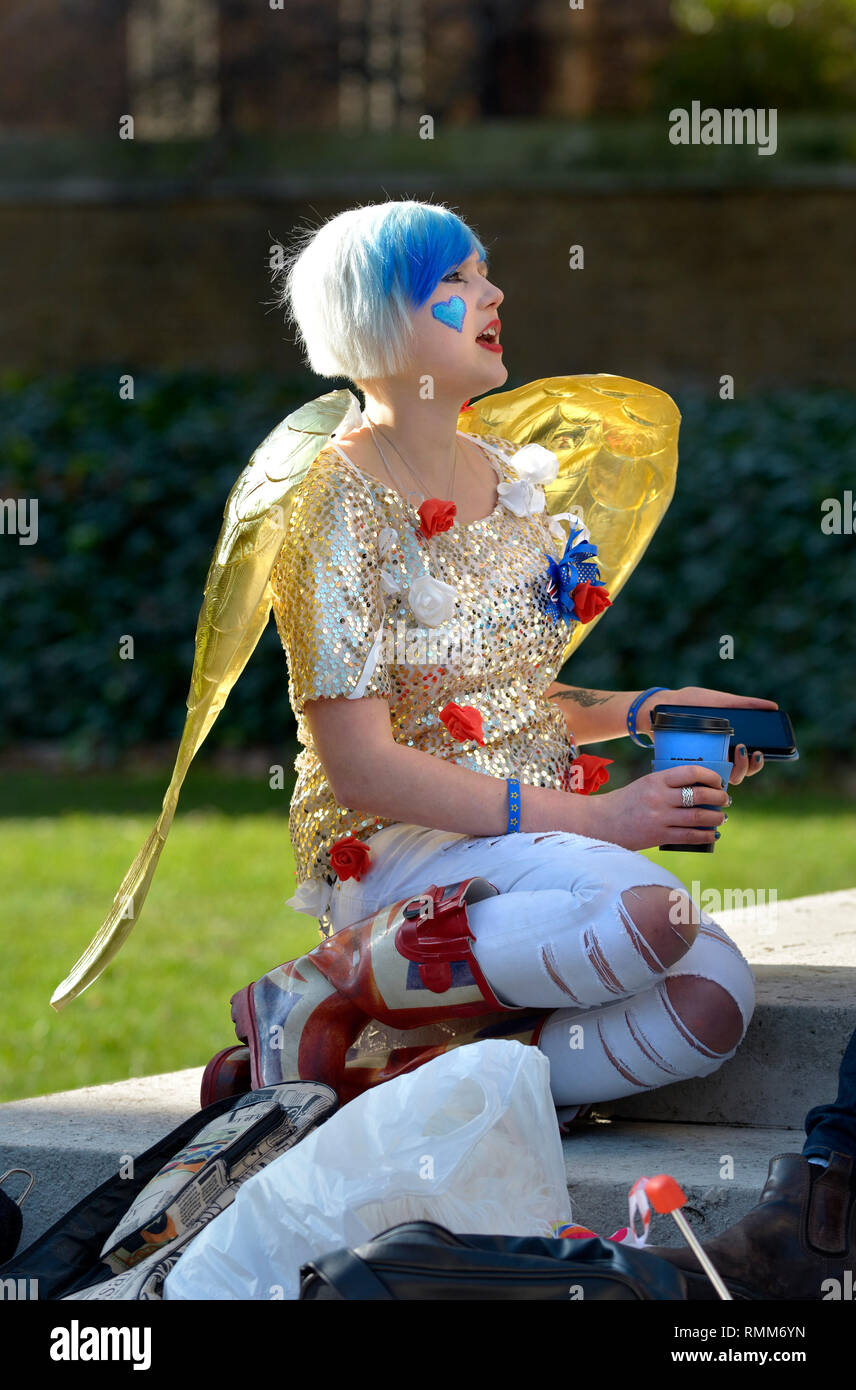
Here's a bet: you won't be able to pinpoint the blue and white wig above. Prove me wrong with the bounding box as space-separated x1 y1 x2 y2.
277 199 488 384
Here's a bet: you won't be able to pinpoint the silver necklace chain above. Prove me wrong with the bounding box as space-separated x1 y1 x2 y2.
380 422 459 505
365 428 422 509
364 416 458 512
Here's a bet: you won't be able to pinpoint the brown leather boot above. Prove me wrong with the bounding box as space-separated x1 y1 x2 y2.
644 1152 856 1300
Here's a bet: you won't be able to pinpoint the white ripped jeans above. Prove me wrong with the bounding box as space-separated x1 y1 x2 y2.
327 823 756 1108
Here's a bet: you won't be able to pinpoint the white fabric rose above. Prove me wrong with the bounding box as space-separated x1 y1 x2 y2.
509 442 559 486
378 526 398 559
548 509 591 545
407 574 458 627
497 478 546 518
286 876 334 917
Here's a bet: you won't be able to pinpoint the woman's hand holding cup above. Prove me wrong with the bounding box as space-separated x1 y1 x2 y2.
589 765 730 853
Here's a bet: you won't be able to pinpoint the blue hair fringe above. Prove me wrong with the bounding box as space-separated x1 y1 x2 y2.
374 205 487 307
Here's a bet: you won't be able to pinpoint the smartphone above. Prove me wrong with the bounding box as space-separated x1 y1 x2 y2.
651 704 799 761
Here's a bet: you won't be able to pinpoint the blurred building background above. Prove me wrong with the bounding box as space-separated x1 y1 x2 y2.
0 0 854 772
0 0 854 383
0 0 676 135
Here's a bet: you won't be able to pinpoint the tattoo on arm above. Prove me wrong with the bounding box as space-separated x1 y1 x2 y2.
550 687 612 709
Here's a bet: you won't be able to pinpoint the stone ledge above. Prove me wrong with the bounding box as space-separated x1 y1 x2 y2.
714 887 856 968
2 889 852 1254
0 1067 204 1249
563 1117 799 1246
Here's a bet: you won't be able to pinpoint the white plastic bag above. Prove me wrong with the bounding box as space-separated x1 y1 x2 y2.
164 1039 571 1300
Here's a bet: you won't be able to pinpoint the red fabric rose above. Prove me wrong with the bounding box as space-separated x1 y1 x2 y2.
572 582 612 624
439 702 486 746
566 754 613 795
329 835 372 881
416 498 457 540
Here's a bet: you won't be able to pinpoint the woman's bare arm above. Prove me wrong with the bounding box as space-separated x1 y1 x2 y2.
546 682 675 745
304 695 597 836
304 694 731 852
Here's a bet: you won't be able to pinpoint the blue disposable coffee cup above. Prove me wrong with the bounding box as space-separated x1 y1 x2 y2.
651 710 733 854
651 710 732 765
653 758 732 784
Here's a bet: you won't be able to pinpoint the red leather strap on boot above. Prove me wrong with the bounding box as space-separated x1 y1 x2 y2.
313 875 512 1025
396 880 495 997
394 878 514 1012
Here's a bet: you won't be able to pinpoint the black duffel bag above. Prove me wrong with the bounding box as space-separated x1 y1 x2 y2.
300 1220 687 1300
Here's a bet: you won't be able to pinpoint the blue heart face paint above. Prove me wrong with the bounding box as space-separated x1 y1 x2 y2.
431 295 466 333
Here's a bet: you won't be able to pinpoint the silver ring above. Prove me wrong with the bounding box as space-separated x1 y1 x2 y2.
681 785 694 808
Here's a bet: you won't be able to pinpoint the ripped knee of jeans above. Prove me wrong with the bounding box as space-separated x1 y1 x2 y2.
618 883 700 974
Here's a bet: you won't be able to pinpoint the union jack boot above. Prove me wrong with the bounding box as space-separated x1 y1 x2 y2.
229 877 550 1105
199 1045 252 1108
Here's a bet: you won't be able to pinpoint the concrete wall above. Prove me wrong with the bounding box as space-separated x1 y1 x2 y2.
1 183 852 391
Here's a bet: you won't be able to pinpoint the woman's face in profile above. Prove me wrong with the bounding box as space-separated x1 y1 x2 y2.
407 247 508 396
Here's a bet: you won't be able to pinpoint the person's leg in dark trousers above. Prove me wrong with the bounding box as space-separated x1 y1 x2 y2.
803 1026 856 1161
645 1026 856 1299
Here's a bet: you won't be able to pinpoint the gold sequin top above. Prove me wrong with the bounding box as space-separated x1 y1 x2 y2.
269 430 580 905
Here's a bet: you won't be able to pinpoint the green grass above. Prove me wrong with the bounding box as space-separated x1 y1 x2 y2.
1 770 853 1103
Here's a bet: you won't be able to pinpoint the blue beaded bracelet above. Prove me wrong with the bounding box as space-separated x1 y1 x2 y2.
626 687 671 748
506 777 522 833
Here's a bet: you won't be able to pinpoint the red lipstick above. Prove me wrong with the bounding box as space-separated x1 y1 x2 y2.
475 317 502 353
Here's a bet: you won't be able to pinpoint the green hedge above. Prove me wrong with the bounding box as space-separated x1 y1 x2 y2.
0 368 314 761
1 369 853 773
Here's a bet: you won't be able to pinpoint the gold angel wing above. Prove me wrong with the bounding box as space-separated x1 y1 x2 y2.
459 374 681 663
50 387 362 1010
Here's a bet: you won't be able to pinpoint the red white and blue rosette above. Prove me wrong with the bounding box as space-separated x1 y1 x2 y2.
544 519 612 626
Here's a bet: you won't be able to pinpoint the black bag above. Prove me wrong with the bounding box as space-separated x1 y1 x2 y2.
0 1083 335 1300
299 1220 688 1300
0 1169 33 1263
0 1094 242 1300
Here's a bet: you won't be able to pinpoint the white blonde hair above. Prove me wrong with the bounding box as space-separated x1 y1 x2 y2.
273 198 487 383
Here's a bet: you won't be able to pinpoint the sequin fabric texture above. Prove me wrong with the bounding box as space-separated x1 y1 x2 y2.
269 432 580 908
